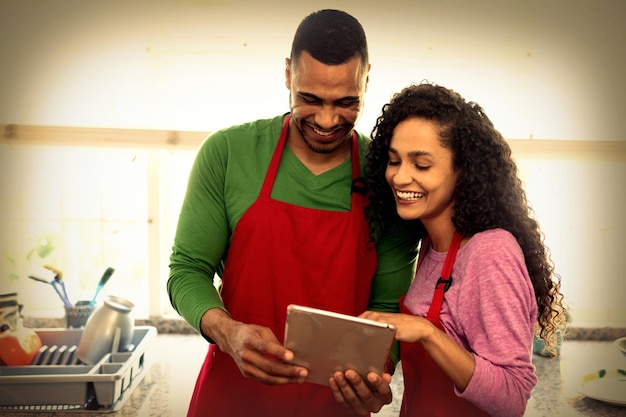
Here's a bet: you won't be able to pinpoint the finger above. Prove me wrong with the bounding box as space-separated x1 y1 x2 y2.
233 326 307 384
345 370 390 413
250 326 297 362
328 375 349 410
358 310 378 320
331 371 369 415
249 338 307 380
240 350 307 384
366 372 393 401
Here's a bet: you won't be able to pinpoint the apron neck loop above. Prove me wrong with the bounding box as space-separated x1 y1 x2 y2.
426 231 463 322
260 116 361 210
348 132 363 210
441 232 462 280
259 116 291 199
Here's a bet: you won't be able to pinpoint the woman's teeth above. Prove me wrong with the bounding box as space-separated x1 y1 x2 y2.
397 191 424 201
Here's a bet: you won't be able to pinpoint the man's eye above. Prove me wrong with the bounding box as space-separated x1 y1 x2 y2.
337 99 359 108
300 95 319 104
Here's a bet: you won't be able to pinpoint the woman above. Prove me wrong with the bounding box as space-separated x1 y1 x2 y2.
360 83 566 416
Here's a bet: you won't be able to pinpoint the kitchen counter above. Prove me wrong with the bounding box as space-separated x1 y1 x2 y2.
1 334 625 416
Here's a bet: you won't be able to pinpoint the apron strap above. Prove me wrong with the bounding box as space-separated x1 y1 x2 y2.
348 131 362 211
259 116 290 199
426 231 462 322
261 116 361 211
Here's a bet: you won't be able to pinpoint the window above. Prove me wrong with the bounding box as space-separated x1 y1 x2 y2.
0 126 202 320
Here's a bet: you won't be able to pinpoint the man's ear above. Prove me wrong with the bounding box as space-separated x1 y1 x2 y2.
285 58 292 90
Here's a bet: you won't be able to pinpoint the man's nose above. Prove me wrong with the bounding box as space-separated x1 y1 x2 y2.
315 105 339 129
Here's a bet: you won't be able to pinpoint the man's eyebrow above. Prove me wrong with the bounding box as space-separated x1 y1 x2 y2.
336 95 361 103
298 92 319 100
297 92 360 103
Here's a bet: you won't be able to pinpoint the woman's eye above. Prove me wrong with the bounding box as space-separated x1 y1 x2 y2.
387 160 400 166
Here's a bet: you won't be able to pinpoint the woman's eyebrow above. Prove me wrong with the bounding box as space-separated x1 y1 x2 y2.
408 150 432 157
389 147 432 158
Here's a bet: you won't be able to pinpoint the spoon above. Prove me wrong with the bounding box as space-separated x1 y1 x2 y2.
89 267 115 306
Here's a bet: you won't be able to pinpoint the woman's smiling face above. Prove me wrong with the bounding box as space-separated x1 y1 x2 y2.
385 117 458 228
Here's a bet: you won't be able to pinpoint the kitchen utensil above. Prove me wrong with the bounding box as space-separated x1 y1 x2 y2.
44 264 72 308
89 267 115 307
27 275 72 307
51 280 72 307
77 295 134 365
64 300 95 328
579 368 626 406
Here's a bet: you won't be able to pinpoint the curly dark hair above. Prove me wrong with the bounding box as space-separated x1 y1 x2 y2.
364 82 566 353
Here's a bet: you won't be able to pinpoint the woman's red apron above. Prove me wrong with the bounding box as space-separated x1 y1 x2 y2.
399 232 489 417
187 117 378 417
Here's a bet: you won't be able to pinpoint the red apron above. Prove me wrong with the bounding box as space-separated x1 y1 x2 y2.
187 117 378 417
399 232 489 417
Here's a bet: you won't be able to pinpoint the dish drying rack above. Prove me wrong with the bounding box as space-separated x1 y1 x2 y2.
0 326 156 412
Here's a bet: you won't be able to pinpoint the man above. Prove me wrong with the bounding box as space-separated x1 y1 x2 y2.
168 9 418 417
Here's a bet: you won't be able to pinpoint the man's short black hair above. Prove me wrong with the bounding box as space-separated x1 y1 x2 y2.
290 9 368 68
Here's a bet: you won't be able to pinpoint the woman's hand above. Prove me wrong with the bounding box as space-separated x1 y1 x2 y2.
361 310 476 392
359 310 435 343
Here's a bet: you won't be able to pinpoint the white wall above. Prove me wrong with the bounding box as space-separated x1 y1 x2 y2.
1 0 624 140
1 0 624 327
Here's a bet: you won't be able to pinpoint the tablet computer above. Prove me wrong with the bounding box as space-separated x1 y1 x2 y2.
283 304 396 386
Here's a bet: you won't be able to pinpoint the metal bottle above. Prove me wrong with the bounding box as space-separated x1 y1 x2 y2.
76 295 134 365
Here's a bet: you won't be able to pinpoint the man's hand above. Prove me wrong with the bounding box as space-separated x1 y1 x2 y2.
200 308 308 385
329 369 393 415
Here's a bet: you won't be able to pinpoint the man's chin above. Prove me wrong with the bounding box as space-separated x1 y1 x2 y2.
303 135 351 155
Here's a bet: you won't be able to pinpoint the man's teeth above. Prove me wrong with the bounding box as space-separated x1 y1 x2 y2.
313 128 332 136
397 191 424 200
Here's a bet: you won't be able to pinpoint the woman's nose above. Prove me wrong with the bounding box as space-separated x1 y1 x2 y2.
391 162 413 186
